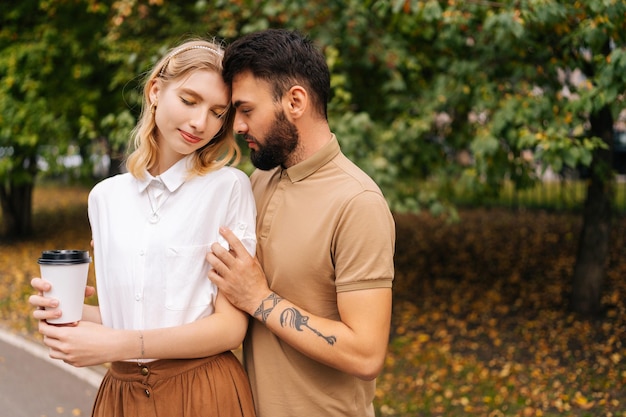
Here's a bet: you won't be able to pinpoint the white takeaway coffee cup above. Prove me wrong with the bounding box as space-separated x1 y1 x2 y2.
38 250 91 324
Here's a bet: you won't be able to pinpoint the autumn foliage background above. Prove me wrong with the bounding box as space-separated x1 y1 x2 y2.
0 185 625 417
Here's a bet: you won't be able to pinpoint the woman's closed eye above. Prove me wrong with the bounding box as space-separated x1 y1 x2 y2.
180 96 196 106
213 109 228 119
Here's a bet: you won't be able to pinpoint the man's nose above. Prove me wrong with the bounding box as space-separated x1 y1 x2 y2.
234 115 248 135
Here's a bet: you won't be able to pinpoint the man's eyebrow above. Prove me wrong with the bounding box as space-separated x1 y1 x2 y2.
233 100 247 108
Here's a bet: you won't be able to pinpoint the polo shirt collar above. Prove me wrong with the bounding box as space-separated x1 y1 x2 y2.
137 155 192 193
284 134 340 182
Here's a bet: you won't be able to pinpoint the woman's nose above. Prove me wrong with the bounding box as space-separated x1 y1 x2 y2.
189 109 208 132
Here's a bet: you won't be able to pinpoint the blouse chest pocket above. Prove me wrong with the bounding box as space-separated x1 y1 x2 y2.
164 244 217 311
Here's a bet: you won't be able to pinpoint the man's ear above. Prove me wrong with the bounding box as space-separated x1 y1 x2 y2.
284 85 308 119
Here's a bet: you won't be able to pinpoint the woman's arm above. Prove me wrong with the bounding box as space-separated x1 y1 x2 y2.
82 304 101 324
37 292 248 367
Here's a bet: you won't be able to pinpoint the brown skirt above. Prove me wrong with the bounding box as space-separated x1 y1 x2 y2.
91 351 256 417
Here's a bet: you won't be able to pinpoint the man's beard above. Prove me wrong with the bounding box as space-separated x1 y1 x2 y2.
248 110 299 170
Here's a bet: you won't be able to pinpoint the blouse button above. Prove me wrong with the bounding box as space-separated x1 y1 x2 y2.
141 366 149 376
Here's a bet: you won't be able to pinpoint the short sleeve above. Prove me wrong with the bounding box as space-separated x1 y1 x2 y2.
224 168 258 257
333 190 395 292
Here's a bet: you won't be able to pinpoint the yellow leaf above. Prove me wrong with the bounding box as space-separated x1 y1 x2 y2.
573 392 595 410
417 333 430 343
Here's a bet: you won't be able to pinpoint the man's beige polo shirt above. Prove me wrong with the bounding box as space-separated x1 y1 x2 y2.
243 135 395 417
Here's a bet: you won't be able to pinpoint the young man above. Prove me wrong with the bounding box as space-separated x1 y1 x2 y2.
208 29 395 417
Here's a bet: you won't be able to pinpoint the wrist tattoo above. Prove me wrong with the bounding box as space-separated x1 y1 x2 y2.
280 307 337 346
253 293 283 323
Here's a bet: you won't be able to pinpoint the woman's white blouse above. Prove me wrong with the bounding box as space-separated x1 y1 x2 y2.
87 156 257 331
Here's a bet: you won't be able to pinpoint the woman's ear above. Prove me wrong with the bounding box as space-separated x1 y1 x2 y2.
284 85 308 119
148 79 160 105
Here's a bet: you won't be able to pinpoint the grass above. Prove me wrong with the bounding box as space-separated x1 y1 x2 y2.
453 178 626 212
1 184 625 416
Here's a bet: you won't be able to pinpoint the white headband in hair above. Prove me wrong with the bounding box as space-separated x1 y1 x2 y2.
159 45 223 76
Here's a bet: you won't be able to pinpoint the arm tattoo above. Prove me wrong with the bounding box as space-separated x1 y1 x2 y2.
280 307 337 346
253 293 283 323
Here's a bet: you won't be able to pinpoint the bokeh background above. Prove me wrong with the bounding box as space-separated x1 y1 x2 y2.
1 1 625 415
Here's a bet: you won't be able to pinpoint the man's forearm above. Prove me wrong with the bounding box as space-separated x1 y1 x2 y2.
251 289 392 380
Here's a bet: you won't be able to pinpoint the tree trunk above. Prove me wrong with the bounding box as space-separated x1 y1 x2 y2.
570 106 614 316
0 180 35 238
108 154 125 177
106 137 125 177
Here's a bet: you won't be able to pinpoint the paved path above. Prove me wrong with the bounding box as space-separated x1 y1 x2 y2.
0 327 105 417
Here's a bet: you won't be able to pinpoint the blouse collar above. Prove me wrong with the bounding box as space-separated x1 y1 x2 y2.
137 155 192 193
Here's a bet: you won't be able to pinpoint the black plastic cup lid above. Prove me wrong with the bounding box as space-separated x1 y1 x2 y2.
38 250 91 265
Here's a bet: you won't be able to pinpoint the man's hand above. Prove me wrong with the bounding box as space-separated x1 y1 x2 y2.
207 227 272 315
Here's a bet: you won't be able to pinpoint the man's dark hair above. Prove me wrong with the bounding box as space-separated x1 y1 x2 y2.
223 29 330 120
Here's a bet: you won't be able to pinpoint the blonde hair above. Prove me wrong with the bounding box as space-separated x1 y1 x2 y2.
126 39 239 179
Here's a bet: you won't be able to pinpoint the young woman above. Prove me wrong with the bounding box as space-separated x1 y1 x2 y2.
29 39 257 417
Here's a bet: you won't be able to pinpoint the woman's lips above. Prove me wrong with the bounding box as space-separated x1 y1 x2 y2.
180 130 202 144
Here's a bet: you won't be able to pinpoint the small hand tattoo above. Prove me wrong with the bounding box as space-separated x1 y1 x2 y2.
253 293 283 323
280 307 337 345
